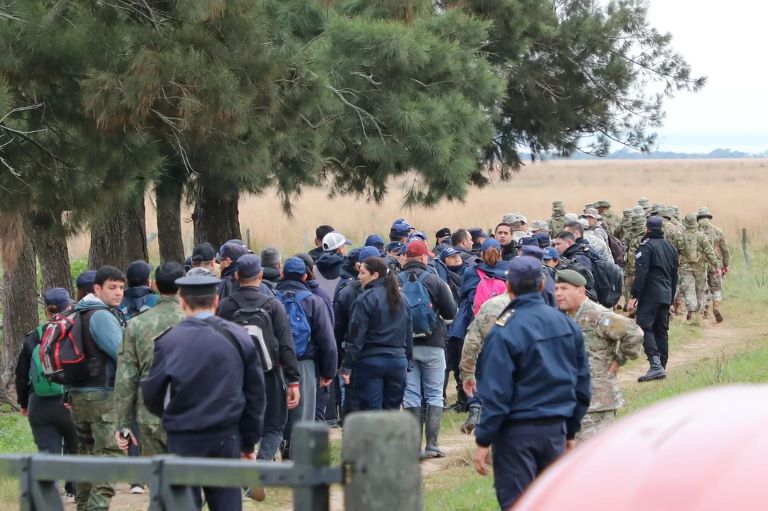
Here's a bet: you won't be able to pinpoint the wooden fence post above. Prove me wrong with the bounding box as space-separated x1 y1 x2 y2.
342 412 422 511
292 422 331 511
742 228 750 269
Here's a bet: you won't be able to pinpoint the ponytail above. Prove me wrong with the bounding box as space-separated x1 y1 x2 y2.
482 247 501 267
362 257 402 314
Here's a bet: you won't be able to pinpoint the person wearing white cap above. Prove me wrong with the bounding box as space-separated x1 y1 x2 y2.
312 231 352 299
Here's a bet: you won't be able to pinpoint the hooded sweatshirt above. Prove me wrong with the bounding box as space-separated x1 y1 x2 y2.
313 251 348 300
120 286 158 319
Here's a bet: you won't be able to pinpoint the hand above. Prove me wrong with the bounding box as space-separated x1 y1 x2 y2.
473 446 491 476
565 439 576 452
607 361 620 376
462 378 477 398
115 430 138 452
286 384 300 410
341 373 350 385
241 452 256 461
319 377 332 388
21 408 27 417
627 298 638 312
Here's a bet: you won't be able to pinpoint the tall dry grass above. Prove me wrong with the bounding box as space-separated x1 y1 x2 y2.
67 158 768 259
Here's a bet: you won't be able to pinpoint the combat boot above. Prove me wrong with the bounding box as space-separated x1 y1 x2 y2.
404 407 424 451
713 302 724 323
703 305 710 320
460 404 481 435
422 405 446 459
637 356 666 382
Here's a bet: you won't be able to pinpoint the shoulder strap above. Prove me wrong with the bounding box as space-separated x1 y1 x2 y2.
204 317 245 365
416 270 430 284
294 290 313 303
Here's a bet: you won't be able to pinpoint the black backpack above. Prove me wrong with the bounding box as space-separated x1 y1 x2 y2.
582 247 624 308
230 292 279 372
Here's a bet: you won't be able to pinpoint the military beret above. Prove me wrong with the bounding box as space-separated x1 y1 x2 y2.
555 269 587 287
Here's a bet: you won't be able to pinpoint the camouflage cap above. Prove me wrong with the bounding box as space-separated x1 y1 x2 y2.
564 213 579 223
660 207 674 219
631 215 646 227
632 205 644 216
638 197 650 208
531 220 549 231
502 212 527 225
683 213 698 228
648 203 665 216
697 207 713 219
594 199 611 208
552 200 565 209
622 209 633 218
584 203 595 210
581 207 601 220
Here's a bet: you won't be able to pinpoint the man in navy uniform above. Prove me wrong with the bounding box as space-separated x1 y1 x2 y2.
141 274 266 511
472 256 591 510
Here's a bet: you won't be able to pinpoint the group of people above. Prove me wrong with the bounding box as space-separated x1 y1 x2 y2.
13 197 729 511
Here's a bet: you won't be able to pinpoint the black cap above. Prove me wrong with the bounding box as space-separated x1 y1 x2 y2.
126 260 152 286
76 270 97 290
646 216 663 230
192 243 216 263
435 227 451 240
175 275 221 296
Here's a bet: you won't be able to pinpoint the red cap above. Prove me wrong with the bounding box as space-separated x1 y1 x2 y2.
405 240 434 257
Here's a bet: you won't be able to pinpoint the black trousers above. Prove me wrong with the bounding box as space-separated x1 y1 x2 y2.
635 300 671 367
443 338 465 402
28 393 78 494
492 420 566 510
257 369 288 461
167 432 242 511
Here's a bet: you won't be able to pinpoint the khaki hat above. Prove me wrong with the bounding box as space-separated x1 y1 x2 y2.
638 197 650 208
564 213 579 223
697 207 713 219
552 200 565 209
684 213 698 228
622 209 633 218
555 269 587 287
594 199 612 208
531 220 549 231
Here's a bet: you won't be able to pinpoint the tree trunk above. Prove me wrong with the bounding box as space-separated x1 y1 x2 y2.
89 194 148 270
1 214 39 399
30 211 72 295
155 175 185 263
192 186 241 249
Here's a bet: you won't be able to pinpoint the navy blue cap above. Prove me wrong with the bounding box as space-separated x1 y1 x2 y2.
543 247 559 261
439 246 460 262
391 219 411 236
646 216 663 229
365 234 385 248
44 288 72 311
386 241 405 255
468 228 486 240
192 243 216 262
521 245 545 260
481 238 501 252
75 270 97 289
219 242 249 262
358 246 381 262
408 231 427 242
506 256 543 287
283 257 307 276
435 227 451 240
533 232 551 249
126 260 152 286
175 275 221 296
236 254 263 279
347 248 362 265
520 237 538 247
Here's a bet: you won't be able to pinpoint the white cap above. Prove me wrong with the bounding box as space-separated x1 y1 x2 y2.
322 232 352 252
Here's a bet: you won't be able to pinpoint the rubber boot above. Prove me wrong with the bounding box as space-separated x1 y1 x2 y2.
404 407 424 451
637 356 666 382
713 301 724 323
422 405 445 459
460 404 481 435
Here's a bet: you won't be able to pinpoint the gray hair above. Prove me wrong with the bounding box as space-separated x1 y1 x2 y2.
260 247 281 269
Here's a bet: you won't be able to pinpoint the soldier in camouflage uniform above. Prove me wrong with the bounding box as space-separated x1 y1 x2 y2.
548 201 566 236
615 209 632 241
637 197 650 215
594 200 619 237
698 207 730 322
114 262 186 457
458 294 511 434
678 214 721 320
554 269 643 440
622 215 646 310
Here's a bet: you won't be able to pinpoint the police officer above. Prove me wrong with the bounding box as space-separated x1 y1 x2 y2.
141 274 266 511
473 256 591 510
629 216 679 382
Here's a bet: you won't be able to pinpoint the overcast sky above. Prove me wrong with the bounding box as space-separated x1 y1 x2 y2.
646 1 767 153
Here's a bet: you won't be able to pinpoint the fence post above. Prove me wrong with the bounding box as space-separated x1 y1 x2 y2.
292 422 331 511
342 412 422 511
742 228 750 269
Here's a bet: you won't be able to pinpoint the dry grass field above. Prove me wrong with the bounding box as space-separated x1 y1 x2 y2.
68 158 768 259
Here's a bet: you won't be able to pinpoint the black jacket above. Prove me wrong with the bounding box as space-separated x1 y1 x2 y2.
141 314 266 453
341 278 413 371
15 328 41 409
562 241 596 274
501 243 517 261
217 286 300 384
333 279 364 365
400 262 457 348
631 232 679 304
218 264 240 301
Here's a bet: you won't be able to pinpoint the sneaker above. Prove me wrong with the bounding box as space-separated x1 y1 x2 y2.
130 484 145 495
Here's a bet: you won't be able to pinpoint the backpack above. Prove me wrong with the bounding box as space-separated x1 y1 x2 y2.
607 234 627 268
277 290 313 357
472 268 508 316
230 293 279 372
398 270 438 337
581 248 624 308
29 328 65 397
38 308 105 386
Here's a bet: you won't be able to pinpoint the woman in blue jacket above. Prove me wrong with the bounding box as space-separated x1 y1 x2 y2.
341 257 413 411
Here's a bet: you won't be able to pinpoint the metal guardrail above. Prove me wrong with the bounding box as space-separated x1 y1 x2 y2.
0 412 423 511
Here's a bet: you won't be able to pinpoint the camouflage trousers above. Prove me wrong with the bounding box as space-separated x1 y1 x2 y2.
69 391 124 511
576 410 616 442
138 421 166 457
623 273 634 305
679 267 708 313
706 268 724 305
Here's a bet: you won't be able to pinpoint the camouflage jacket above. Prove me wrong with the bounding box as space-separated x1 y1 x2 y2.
549 215 566 236
114 295 185 429
679 228 720 272
459 294 511 383
568 299 643 412
602 211 620 237
699 219 730 268
624 231 644 275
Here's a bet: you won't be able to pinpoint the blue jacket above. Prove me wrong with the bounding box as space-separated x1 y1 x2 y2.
141 314 266 453
341 278 413 371
120 286 158 319
475 293 591 446
276 279 338 380
447 261 510 340
333 279 364 365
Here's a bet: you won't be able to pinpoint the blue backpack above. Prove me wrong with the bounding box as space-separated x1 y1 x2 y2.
398 271 437 338
278 290 313 357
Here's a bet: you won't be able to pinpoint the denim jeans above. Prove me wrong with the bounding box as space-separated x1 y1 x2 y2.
404 345 446 408
353 355 407 411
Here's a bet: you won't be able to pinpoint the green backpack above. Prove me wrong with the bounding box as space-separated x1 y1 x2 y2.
30 327 65 397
